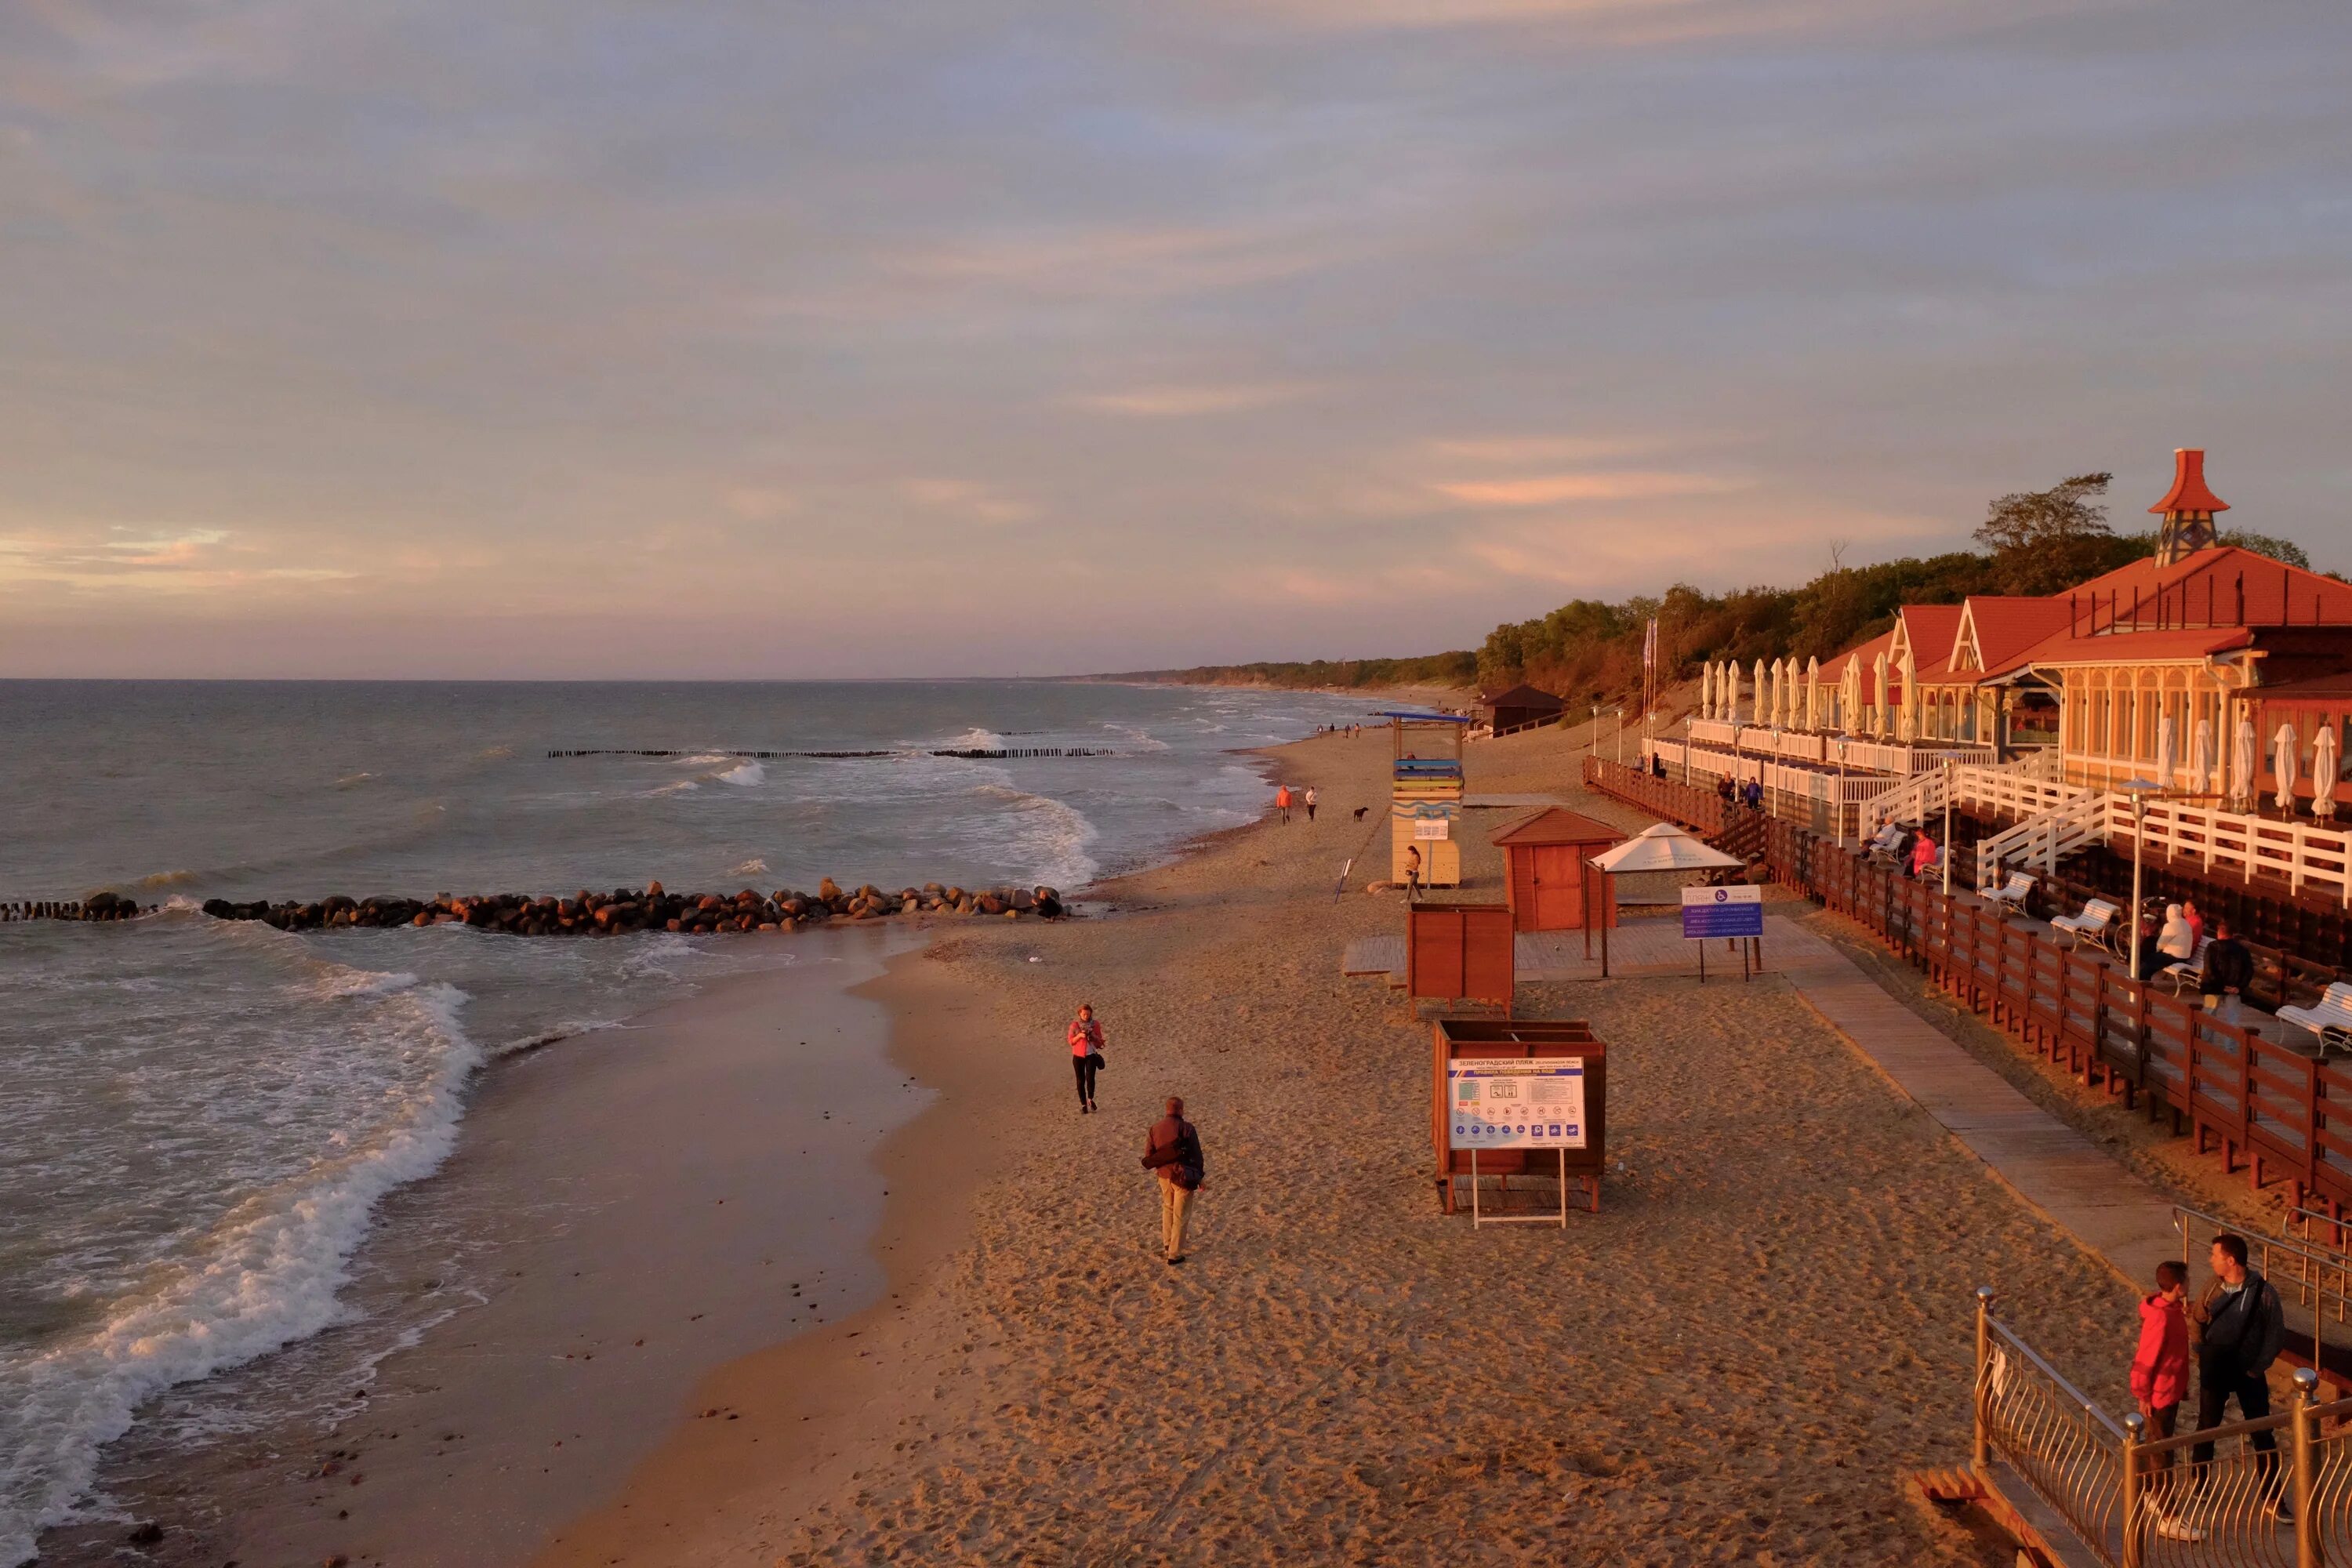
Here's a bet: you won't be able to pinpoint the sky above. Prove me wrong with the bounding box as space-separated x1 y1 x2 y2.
2 0 2349 679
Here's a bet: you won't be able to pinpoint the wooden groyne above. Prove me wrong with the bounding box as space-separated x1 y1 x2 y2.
2 894 143 922
2 880 1066 934
545 747 1116 760
195 879 1065 934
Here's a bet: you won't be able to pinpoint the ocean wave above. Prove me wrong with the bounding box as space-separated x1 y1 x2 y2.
132 869 197 890
302 967 421 1002
967 783 1101 890
937 728 1007 752
648 779 699 797
0 982 481 1566
674 752 735 768
715 760 764 787
728 857 770 877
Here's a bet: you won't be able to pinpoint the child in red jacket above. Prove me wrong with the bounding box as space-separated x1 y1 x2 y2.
2132 1260 2198 1541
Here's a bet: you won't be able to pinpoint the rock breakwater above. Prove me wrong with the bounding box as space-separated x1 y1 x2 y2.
188 878 1065 935
0 894 143 922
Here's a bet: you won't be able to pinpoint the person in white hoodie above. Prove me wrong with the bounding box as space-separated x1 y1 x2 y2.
2158 904 2198 965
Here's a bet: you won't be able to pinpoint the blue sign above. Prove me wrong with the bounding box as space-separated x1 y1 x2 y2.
1681 884 1764 939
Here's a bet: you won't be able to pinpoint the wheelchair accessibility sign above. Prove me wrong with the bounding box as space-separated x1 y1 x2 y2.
1681 883 1763 940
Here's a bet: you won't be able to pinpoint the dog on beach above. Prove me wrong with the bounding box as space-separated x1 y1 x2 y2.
1352 806 1369 822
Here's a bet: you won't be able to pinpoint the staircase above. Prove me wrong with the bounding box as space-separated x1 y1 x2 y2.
1973 790 2111 894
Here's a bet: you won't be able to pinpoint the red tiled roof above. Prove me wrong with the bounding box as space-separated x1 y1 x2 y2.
1955 597 2074 677
2067 546 2352 630
2148 448 2230 515
1491 807 1625 847
1898 604 1965 681
1818 630 1895 682
2014 622 2257 667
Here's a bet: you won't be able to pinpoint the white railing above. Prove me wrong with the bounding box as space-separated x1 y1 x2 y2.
1861 770 1943 833
1651 739 1900 805
2127 798 2352 906
1950 764 2078 826
1974 791 2107 891
1688 719 1737 746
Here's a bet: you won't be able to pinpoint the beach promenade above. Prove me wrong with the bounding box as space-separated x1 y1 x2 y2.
518 722 2154 1568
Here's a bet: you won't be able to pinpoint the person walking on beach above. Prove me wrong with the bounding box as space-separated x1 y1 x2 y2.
1068 1003 1104 1115
2132 1260 2198 1541
2187 1232 2289 1523
1140 1096 1204 1264
1403 843 1422 901
1276 783 1293 825
1304 786 1317 822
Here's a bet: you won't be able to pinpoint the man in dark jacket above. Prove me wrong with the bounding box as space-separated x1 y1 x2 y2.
1141 1097 1205 1265
2200 920 2255 1025
2187 1232 2290 1521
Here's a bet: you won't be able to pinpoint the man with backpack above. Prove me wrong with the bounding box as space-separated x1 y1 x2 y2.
2187 1232 2290 1523
1141 1096 1205 1265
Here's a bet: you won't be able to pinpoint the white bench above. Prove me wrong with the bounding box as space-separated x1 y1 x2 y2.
1985 870 2035 912
2158 936 2212 995
1864 824 1907 864
2050 898 2121 952
2280 982 2352 1050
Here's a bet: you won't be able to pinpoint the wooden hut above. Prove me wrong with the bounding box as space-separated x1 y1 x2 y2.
1492 807 1624 931
1481 683 1565 735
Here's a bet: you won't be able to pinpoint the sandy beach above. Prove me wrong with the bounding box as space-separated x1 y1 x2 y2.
521 721 2150 1568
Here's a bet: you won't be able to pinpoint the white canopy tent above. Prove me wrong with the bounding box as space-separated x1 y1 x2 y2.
1587 823 1751 978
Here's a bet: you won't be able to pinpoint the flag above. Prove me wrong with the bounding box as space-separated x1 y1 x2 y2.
1642 617 1658 715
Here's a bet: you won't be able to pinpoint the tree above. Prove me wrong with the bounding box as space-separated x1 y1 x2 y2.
1974 473 2118 594
2219 528 2312 570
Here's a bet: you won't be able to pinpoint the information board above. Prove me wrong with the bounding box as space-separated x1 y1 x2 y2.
1681 884 1763 939
1413 818 1450 840
1446 1057 1587 1149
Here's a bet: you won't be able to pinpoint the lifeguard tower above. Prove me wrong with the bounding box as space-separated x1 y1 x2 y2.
1384 711 1470 887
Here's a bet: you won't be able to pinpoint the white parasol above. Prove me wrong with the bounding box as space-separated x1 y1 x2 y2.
1873 652 1890 739
1588 821 1745 874
1700 662 1714 720
2274 720 2301 813
1897 648 1918 742
2232 717 2258 811
2155 712 2176 793
1751 659 1766 727
2190 717 2213 797
1842 656 1861 734
2316 725 2341 822
1806 656 1820 731
1723 662 1740 724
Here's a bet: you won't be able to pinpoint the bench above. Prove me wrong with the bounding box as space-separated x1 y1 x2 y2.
1985 870 2034 913
2280 982 2352 1051
2049 898 2120 952
2158 935 2212 996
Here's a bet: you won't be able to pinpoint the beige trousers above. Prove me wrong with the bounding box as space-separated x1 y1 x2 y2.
1159 1179 1195 1258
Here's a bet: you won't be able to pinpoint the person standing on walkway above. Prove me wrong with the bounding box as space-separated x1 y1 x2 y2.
2187 1232 2289 1523
1304 786 1317 822
1276 783 1293 825
2132 1260 2199 1541
1403 843 1422 901
1068 1003 1104 1115
2200 920 2252 1023
1140 1096 1205 1265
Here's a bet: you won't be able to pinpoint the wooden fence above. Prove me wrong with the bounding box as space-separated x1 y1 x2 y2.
1585 757 2352 1215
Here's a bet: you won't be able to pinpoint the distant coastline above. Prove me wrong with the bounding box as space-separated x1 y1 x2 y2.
1072 655 1476 702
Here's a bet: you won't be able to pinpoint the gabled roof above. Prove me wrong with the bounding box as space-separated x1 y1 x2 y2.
1894 604 1965 682
2067 546 2352 630
1819 630 1896 683
1479 683 1563 712
1953 597 2074 678
1492 806 1625 848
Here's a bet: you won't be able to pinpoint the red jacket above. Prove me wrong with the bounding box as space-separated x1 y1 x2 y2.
2131 1293 2190 1409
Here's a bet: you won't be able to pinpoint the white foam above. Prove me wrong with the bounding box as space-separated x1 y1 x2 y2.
967 783 1101 890
938 728 1007 751
715 760 764 787
648 779 699 797
132 869 196 889
729 857 770 877
0 983 481 1566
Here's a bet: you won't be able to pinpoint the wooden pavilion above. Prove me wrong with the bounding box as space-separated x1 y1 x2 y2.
1491 808 1624 931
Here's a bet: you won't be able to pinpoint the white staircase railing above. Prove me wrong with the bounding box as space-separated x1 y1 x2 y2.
1974 790 2107 893
1860 770 1944 833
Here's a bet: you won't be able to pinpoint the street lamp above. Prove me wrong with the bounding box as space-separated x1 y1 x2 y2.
1683 714 1693 786
2119 779 2163 982
1613 706 1626 767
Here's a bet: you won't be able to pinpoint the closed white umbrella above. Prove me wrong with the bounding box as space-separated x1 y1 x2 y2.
1842 657 1862 734
1873 652 1890 739
1700 662 1714 720
1783 659 1798 728
1806 656 1820 731
2316 725 2341 822
1898 649 1918 742
2155 711 2177 793
2274 720 2301 813
1751 659 1766 727
2190 717 2213 797
2232 717 2259 811
1723 662 1739 724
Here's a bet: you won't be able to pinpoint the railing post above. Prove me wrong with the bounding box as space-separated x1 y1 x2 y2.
2293 1366 2320 1568
2121 1410 2145 1568
1973 1286 1994 1473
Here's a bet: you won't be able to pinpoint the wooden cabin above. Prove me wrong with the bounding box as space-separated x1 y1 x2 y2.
1492 808 1624 931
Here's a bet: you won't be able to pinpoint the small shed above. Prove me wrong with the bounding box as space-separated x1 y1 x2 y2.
1482 684 1565 735
1493 808 1625 932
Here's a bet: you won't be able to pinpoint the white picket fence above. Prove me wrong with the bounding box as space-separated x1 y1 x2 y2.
1973 789 2352 905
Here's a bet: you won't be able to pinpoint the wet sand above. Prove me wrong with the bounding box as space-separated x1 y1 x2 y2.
535 725 2143 1567
37 927 923 1568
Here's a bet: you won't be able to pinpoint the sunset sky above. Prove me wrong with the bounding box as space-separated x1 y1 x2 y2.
3 0 2348 678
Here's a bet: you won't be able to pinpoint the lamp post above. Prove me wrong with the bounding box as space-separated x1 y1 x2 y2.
1683 715 1693 786
2121 779 2161 982
1613 706 1625 767
1942 757 1954 897
1835 740 1849 848
1592 703 1602 763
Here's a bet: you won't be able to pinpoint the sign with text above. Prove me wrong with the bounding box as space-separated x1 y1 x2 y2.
1681 883 1763 939
1413 818 1451 840
1446 1058 1587 1149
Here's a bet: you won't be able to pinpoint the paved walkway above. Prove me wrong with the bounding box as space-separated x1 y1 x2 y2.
1765 913 2180 1288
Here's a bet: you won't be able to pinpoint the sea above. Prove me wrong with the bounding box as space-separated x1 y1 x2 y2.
0 678 1367 1564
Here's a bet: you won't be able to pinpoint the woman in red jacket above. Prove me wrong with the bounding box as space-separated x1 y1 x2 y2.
2132 1260 2198 1541
1068 1003 1105 1115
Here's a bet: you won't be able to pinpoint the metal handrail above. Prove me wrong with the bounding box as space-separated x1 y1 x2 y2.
2175 1204 2352 1374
